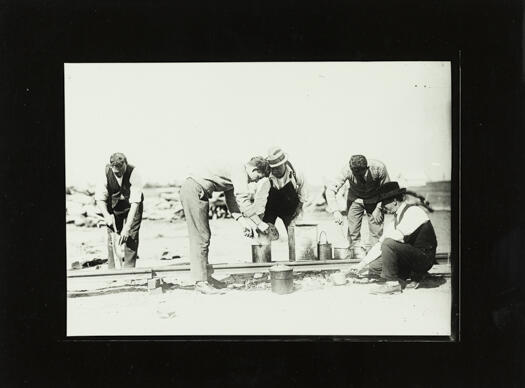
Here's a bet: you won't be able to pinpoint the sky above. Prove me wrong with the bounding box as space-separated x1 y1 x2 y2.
65 62 451 187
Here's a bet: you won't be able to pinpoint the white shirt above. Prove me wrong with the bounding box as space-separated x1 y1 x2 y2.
361 202 430 267
394 202 430 238
189 162 267 218
95 167 144 204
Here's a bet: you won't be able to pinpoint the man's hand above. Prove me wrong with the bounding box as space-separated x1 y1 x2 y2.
370 204 384 224
333 211 344 225
238 217 257 238
104 214 115 228
354 261 366 274
118 224 130 245
354 198 364 205
257 222 270 233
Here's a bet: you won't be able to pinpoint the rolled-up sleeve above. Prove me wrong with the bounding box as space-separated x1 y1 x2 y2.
251 177 270 215
231 167 258 216
379 164 390 185
325 165 350 211
224 190 241 214
129 168 144 203
296 170 309 204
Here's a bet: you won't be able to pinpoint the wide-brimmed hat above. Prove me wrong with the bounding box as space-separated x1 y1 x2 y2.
266 146 288 168
377 181 406 203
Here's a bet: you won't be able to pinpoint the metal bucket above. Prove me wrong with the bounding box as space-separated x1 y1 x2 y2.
251 243 272 263
288 223 318 261
317 231 333 260
333 246 354 260
269 265 294 294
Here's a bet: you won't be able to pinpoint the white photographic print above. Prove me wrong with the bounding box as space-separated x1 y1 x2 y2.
65 62 453 337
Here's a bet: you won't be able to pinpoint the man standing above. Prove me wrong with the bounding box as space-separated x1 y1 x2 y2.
352 182 438 294
263 146 308 229
180 156 271 294
96 152 144 269
326 155 389 249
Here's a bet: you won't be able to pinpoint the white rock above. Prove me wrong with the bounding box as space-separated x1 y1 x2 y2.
66 201 85 217
68 193 95 206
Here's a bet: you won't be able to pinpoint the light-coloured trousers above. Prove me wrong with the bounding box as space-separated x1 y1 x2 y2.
180 178 215 283
347 200 383 247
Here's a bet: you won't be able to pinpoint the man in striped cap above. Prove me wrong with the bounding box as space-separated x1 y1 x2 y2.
263 146 308 231
326 154 389 250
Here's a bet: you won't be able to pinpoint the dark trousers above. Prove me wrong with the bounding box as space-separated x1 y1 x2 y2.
106 202 143 269
263 182 300 229
180 178 214 283
378 238 435 281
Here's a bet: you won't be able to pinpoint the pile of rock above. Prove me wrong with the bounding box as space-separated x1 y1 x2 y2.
141 189 184 221
143 189 231 221
66 185 233 227
66 187 102 227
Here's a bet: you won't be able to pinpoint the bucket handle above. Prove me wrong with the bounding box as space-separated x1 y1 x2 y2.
318 231 329 244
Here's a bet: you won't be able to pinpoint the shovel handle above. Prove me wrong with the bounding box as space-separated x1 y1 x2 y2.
110 216 123 269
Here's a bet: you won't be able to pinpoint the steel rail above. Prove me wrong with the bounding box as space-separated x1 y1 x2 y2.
67 252 451 280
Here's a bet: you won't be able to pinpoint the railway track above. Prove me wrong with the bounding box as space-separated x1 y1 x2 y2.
67 252 451 287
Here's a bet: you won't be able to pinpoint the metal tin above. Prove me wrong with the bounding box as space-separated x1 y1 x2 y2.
288 223 318 261
251 243 272 263
269 265 294 294
333 247 354 260
317 231 333 260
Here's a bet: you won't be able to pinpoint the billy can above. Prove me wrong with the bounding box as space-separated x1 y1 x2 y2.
251 243 272 263
288 222 318 261
269 265 294 294
317 231 333 260
333 246 354 260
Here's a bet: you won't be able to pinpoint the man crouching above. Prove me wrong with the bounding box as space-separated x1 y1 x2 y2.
351 182 438 294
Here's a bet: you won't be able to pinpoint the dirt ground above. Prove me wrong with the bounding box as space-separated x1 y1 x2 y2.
67 210 452 337
67 272 451 337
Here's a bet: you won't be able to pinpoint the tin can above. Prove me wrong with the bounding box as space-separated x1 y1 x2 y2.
269 265 294 294
317 231 333 260
333 246 354 260
288 223 318 261
251 243 272 263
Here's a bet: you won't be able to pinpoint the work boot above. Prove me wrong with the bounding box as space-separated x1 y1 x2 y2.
369 281 402 295
207 276 227 289
195 281 226 295
405 281 420 289
405 272 428 289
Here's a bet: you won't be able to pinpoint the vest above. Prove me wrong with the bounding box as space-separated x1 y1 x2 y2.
105 164 143 211
395 204 437 252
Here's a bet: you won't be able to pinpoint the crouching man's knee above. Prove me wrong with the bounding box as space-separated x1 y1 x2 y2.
381 238 397 250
